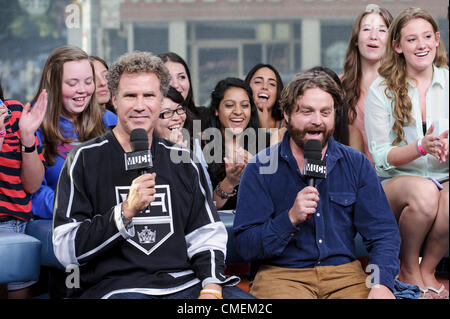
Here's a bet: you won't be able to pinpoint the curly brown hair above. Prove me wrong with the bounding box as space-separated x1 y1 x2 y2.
107 51 170 99
378 7 448 145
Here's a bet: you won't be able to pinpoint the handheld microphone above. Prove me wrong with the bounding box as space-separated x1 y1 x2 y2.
124 128 153 175
303 139 327 187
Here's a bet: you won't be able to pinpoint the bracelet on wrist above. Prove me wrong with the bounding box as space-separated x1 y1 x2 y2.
121 210 133 229
200 289 223 299
121 201 133 229
21 143 36 153
417 138 427 156
214 183 237 200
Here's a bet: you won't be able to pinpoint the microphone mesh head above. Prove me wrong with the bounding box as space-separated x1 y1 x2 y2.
130 128 149 152
304 139 322 160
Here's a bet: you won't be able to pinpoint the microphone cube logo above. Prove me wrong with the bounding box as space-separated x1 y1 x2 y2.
124 150 153 171
115 184 174 256
304 158 327 179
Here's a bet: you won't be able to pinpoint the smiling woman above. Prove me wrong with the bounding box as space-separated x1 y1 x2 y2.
245 63 285 145
154 86 188 146
365 7 449 299
341 4 393 163
29 45 108 220
60 60 95 120
204 77 269 210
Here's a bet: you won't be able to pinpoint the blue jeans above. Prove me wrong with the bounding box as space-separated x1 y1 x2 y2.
107 283 256 299
0 218 27 233
0 218 35 291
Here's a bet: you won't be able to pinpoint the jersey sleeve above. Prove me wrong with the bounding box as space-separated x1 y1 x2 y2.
52 141 131 267
183 157 239 287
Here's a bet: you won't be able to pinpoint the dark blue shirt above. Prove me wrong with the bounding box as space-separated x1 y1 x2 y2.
233 133 400 290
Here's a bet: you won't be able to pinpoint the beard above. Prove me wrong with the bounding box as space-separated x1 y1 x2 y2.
286 119 334 150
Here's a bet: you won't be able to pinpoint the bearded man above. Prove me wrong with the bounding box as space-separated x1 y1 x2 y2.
233 70 401 299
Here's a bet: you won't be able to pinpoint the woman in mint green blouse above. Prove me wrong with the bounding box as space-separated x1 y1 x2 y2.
365 8 448 299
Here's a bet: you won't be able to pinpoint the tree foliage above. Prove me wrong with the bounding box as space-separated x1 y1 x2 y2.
0 0 68 40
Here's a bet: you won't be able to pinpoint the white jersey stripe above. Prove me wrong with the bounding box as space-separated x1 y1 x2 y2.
66 140 109 218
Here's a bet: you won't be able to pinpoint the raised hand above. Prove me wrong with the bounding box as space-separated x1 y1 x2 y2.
421 124 449 163
224 147 251 187
437 130 448 162
224 156 246 188
19 89 48 146
169 127 188 147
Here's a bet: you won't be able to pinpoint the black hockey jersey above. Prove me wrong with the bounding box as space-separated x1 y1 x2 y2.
53 130 239 298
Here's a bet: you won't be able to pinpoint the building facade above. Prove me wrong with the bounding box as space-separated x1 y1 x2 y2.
1 0 448 105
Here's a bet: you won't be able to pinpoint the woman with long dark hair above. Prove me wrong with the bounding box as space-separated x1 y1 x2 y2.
204 77 267 210
245 63 285 144
158 52 209 134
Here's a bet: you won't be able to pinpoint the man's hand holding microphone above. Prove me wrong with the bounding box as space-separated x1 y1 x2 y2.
288 186 320 226
122 128 156 222
122 172 156 220
288 139 326 226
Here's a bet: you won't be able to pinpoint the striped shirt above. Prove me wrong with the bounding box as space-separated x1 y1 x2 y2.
0 100 45 221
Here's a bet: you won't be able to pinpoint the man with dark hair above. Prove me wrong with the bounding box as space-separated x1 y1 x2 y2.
233 70 401 299
53 51 251 299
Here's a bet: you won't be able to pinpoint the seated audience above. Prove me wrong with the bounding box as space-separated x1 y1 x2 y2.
365 7 449 299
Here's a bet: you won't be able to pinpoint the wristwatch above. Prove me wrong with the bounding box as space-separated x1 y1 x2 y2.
21 143 36 153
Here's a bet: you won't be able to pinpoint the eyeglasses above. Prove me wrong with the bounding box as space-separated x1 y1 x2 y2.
159 106 186 119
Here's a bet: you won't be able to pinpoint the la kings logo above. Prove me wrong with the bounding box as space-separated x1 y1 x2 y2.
115 185 174 255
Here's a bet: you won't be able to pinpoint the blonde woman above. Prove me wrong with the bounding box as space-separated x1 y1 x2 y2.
365 8 449 299
341 4 393 162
